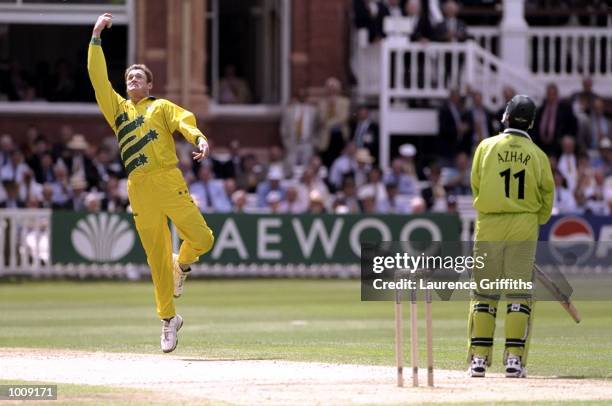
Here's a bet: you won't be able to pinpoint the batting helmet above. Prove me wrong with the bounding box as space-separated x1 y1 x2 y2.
502 94 536 131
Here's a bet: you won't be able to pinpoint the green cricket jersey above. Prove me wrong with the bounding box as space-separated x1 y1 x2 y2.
471 129 555 225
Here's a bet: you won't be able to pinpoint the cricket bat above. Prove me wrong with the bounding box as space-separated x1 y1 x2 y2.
533 264 581 323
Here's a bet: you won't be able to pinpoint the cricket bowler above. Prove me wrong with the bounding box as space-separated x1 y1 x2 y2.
468 95 555 378
88 13 215 353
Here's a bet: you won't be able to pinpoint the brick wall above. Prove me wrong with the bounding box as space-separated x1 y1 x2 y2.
291 0 351 95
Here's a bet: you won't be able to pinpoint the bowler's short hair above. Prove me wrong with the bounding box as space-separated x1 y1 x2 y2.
125 64 153 83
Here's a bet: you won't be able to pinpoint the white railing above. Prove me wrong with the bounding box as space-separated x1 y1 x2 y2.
469 43 546 108
355 22 612 99
469 27 500 56
528 28 612 95
0 209 51 275
378 39 544 167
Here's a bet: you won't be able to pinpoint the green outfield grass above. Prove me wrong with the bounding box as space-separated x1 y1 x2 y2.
0 280 611 378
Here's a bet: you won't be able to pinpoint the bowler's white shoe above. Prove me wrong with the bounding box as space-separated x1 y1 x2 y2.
173 254 190 298
160 314 183 353
505 355 527 378
468 356 487 377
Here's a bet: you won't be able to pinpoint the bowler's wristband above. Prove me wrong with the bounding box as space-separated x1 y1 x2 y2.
91 36 102 45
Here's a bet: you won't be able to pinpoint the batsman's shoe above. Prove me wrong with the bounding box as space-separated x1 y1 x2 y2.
173 254 191 298
160 314 183 353
505 355 527 378
468 356 487 378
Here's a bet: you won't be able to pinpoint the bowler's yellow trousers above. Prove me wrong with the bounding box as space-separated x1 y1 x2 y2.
127 167 214 319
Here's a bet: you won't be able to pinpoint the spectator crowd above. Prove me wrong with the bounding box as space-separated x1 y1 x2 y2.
0 71 610 217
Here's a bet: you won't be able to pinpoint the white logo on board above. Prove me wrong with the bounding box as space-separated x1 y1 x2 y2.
71 213 135 261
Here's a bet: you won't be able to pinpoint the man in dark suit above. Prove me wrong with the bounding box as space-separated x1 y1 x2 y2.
353 0 389 43
0 180 25 208
349 105 379 165
438 89 470 163
534 83 577 155
433 0 470 42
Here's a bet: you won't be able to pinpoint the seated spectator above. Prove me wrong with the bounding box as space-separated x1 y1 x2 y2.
363 166 387 208
552 171 579 214
445 152 471 195
308 190 328 214
316 77 350 168
592 137 612 177
384 144 419 196
20 167 43 204
227 139 243 180
0 180 25 208
307 155 329 184
34 152 56 184
329 142 358 191
218 64 252 104
335 176 361 213
101 175 128 212
421 163 447 211
576 169 608 215
84 192 102 213
266 191 284 214
236 153 264 193
278 182 308 214
204 139 235 180
300 167 331 210
65 134 102 190
376 181 410 213
264 145 291 179
52 125 75 164
256 166 286 208
40 183 65 209
0 134 15 167
26 135 51 182
354 148 375 187
557 135 579 192
588 97 610 151
189 164 232 213
1 149 29 183
68 176 88 211
358 184 378 213
433 0 470 42
410 196 428 213
281 89 318 169
350 105 379 164
49 162 72 209
231 190 249 213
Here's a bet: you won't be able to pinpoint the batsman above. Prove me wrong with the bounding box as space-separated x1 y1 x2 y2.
468 95 554 378
88 13 215 353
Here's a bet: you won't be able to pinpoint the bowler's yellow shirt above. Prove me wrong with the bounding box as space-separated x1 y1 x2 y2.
471 129 554 225
87 37 206 177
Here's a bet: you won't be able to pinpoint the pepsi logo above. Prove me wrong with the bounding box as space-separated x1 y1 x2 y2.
549 217 595 265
